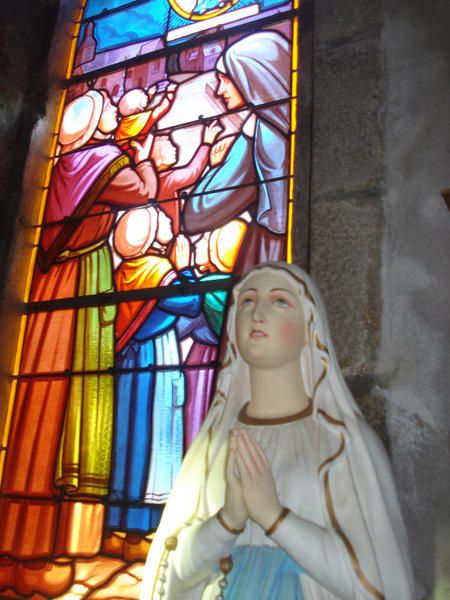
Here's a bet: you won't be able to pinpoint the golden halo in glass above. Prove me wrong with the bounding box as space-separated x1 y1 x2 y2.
168 0 239 21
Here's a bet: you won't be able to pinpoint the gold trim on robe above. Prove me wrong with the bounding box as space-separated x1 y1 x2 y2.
115 111 153 141
115 254 174 352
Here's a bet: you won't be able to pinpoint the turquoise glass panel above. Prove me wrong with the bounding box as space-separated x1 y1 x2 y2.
84 0 138 18
79 0 292 72
81 1 170 54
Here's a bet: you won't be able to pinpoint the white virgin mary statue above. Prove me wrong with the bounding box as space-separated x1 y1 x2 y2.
141 263 415 600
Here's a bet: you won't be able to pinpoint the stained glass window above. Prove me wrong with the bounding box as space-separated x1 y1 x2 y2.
0 0 304 595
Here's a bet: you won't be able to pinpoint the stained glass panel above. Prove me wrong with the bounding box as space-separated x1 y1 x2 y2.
31 20 293 303
77 0 293 75
0 286 228 588
0 0 302 595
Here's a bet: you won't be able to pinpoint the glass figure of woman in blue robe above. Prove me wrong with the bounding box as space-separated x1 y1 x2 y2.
177 273 229 449
107 207 201 533
183 31 291 275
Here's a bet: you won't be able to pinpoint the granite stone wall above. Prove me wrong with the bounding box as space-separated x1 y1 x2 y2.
309 0 388 449
309 0 450 598
379 2 450 598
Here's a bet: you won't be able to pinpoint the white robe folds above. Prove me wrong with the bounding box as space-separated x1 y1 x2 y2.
140 262 415 600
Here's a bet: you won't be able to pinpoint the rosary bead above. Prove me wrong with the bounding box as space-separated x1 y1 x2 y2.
165 536 178 551
219 555 233 574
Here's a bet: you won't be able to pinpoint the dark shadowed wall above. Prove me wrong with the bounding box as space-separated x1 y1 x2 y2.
0 0 59 295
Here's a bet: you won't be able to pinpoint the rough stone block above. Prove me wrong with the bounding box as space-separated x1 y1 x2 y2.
387 406 450 599
314 0 381 46
347 380 390 450
312 40 383 199
310 196 381 374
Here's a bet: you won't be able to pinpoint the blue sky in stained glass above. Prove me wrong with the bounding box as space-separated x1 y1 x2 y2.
82 0 290 54
84 0 288 21
167 0 289 33
261 0 290 9
167 0 256 32
84 0 143 19
82 1 170 52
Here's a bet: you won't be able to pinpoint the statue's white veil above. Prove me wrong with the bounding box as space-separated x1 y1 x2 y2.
141 263 414 600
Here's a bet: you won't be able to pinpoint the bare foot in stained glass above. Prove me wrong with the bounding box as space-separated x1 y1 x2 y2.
15 560 73 597
123 534 151 562
103 531 126 557
0 591 21 598
0 557 17 589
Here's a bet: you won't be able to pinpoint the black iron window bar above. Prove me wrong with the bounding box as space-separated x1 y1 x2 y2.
31 173 292 231
0 491 212 510
68 7 299 88
0 1 308 516
12 360 223 380
18 12 300 317
23 174 293 313
25 275 236 314
43 94 296 165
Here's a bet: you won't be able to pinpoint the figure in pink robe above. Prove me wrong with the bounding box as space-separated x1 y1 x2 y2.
151 121 222 234
0 90 157 597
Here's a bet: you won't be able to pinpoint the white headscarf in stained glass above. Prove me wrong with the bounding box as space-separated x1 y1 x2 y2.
223 31 290 135
59 90 104 154
221 31 291 234
113 206 158 259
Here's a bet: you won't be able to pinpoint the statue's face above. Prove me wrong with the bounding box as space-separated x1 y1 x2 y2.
235 269 306 369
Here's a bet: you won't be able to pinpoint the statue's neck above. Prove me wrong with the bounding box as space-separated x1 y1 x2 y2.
247 360 310 419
